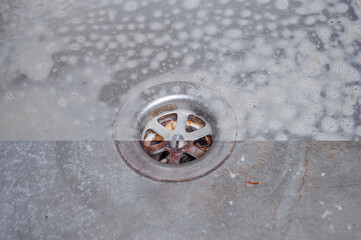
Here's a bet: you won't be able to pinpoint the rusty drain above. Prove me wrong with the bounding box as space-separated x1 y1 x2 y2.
141 109 213 164
114 81 237 182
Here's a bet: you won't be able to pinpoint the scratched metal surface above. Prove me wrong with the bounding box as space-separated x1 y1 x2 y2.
1 141 361 239
1 0 361 239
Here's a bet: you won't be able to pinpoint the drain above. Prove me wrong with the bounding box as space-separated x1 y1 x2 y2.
141 109 213 164
114 81 237 182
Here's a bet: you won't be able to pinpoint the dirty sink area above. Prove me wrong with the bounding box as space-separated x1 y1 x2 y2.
1 0 361 239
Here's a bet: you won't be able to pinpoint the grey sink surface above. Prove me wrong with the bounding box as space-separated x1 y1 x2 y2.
1 0 361 239
1 141 361 239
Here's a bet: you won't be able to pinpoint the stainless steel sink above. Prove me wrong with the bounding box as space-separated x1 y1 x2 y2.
1 0 361 239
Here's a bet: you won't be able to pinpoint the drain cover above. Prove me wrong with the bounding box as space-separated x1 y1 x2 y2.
114 81 237 182
141 109 213 164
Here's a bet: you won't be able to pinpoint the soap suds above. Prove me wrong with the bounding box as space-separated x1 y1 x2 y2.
0 0 361 140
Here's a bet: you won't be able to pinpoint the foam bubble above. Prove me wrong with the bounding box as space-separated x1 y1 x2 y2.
14 40 54 82
275 0 289 10
257 0 271 4
336 3 349 13
183 0 200 10
124 1 138 12
321 117 339 133
304 16 316 26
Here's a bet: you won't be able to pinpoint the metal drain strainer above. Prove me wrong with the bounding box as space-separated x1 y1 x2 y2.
142 109 213 164
114 81 237 182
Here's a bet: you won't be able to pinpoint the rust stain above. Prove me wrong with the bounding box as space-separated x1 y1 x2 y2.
284 218 293 237
298 143 311 193
282 143 311 237
329 146 337 151
245 180 260 185
323 142 346 160
350 92 355 100
298 177 306 192
251 143 272 169
208 143 273 210
355 1 360 9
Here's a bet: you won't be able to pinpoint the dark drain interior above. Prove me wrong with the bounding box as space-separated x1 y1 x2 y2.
141 110 213 164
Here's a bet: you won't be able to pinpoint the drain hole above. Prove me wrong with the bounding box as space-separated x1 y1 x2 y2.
180 153 197 164
194 135 213 148
158 113 177 131
186 115 205 132
157 151 170 163
144 130 164 146
141 109 213 165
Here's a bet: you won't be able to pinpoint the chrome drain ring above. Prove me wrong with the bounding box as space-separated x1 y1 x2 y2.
114 81 237 182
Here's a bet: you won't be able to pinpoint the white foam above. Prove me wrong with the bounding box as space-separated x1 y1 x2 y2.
321 117 339 134
275 0 289 10
13 39 55 82
183 0 200 10
124 1 138 12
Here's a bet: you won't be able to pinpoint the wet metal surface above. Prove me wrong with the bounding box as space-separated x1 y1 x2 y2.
1 141 360 239
1 0 361 140
1 0 361 238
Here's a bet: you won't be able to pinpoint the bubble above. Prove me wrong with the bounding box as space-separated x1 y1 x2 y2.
155 52 168 62
183 0 200 10
108 10 116 21
204 24 218 35
141 48 153 57
57 97 67 107
304 16 316 26
58 26 69 33
96 41 105 50
257 0 271 4
280 105 297 120
268 119 283 131
191 28 203 39
224 9 234 17
136 15 145 22
183 55 195 66
178 31 189 40
124 1 138 12
108 42 118 49
289 120 315 136
356 126 361 137
225 29 242 39
150 61 160 69
221 18 232 26
153 10 163 18
127 60 138 68
149 22 164 31
336 3 349 13
241 10 251 18
275 0 289 10
340 118 354 134
171 85 181 93
68 56 77 65
321 116 339 133
69 43 80 51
